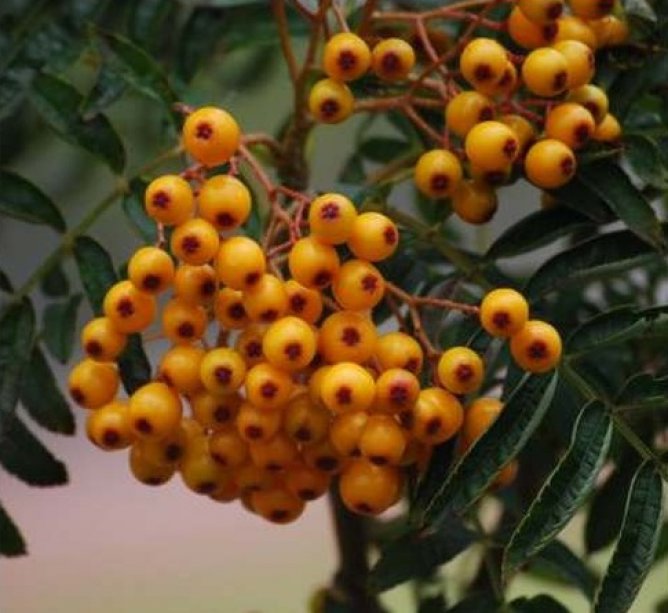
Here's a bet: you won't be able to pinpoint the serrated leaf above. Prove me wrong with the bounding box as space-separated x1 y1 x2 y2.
122 178 156 242
594 461 663 613
0 300 36 438
0 414 67 486
421 373 558 527
530 540 598 600
30 72 125 172
485 207 594 260
39 261 69 297
504 401 612 576
369 524 475 593
20 346 75 435
525 228 663 301
127 0 174 51
176 7 226 82
624 134 668 190
578 161 665 251
0 170 66 232
0 502 26 557
42 294 82 364
73 235 118 315
509 595 568 613
117 334 152 394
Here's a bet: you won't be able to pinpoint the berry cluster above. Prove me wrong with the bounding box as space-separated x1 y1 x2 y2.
309 0 625 225
68 102 562 523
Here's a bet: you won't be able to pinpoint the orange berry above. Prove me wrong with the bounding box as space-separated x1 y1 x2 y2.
86 400 133 450
251 486 305 524
161 298 207 344
284 464 331 501
518 0 564 24
339 459 402 515
463 397 503 447
134 425 189 467
144 175 194 226
288 236 340 289
359 414 406 466
302 439 344 475
103 280 156 334
308 78 354 124
409 387 464 445
284 279 323 324
452 180 498 225
499 114 536 156
173 264 217 305
214 287 249 329
284 392 330 446
216 236 266 290
510 320 562 372
465 121 519 172
158 345 205 396
347 212 399 262
308 193 357 245
198 174 251 232
262 316 317 372
437 347 485 395
475 61 518 98
545 103 595 149
171 218 220 266
330 411 369 457
375 332 424 374
592 113 622 142
508 7 559 49
554 15 597 48
129 444 175 486
332 259 385 311
589 15 629 47
235 461 278 493
182 106 240 167
128 246 174 294
460 38 508 90
414 149 463 199
190 391 242 430
318 310 377 364
129 382 182 440
480 288 529 338
308 365 332 406
323 32 371 81
569 0 614 19
236 401 282 443
242 274 289 324
371 37 415 81
235 324 267 367
200 348 247 395
321 362 376 414
552 40 595 89
249 432 299 472
567 85 609 124
81 317 127 362
524 139 576 189
68 359 119 410
445 91 495 138
245 362 294 412
180 448 229 494
522 48 569 97
374 368 420 414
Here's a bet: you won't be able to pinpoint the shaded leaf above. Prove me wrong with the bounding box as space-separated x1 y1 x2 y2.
360 137 411 163
616 373 668 406
594 461 663 613
509 595 568 613
73 235 118 315
624 0 658 22
0 170 65 232
0 503 26 557
609 51 668 119
550 176 615 224
530 540 598 600
39 261 69 297
128 0 174 51
624 134 668 190
412 439 456 512
117 334 152 394
0 269 14 293
80 58 127 117
446 592 498 612
122 178 156 242
176 6 226 82
42 294 82 364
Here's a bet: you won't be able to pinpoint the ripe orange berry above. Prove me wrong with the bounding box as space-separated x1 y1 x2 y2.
518 0 564 24
347 212 398 262
332 259 385 311
129 382 182 440
209 478 241 503
318 310 377 364
445 91 494 138
288 236 340 289
161 298 207 344
554 15 597 48
251 486 305 524
589 15 629 47
321 362 376 414
284 392 330 445
144 175 194 226
480 288 530 337
308 365 332 406
182 106 240 167
302 438 344 475
81 317 127 362
508 7 559 49
339 459 402 515
262 316 317 372
522 48 569 97
510 320 563 372
569 0 613 19
68 359 119 409
437 347 485 395
375 332 423 374
235 461 278 493
86 400 133 450
323 32 371 81
499 114 536 157
103 280 156 334
452 180 498 225
552 40 595 89
134 425 189 467
284 279 323 324
330 411 369 457
460 38 508 90
545 103 595 149
129 444 175 486
592 113 622 142
180 448 229 494
243 274 289 324
171 218 220 266
128 246 174 294
245 362 294 411
284 464 331 501
173 264 217 305
477 61 518 98
465 121 519 172
200 348 247 395
236 401 282 443
375 368 420 414
308 193 357 245
524 139 576 189
213 287 248 329
463 396 503 447
308 78 355 124
158 345 205 396
359 414 406 466
216 236 266 290
249 432 299 472
414 149 463 199
567 85 609 124
190 391 242 430
198 174 251 232
409 387 464 445
371 37 415 81
235 324 267 367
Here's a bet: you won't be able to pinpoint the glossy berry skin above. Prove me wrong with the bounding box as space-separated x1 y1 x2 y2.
242 274 289 324
171 218 220 266
128 246 174 294
359 414 406 466
252 486 305 524
374 368 420 414
81 317 127 362
518 0 564 24
308 193 357 245
445 91 494 138
249 433 299 472
236 401 282 443
284 280 323 324
68 359 119 409
552 40 595 89
129 444 175 486
323 32 371 82
173 264 217 305
569 0 614 19
510 320 563 373
507 7 559 49
371 37 415 81
245 362 294 412
524 139 576 189
288 236 340 290
592 114 621 142
476 61 517 98
339 459 402 515
545 103 595 149
216 236 266 290
158 345 205 396
284 392 330 446
180 449 229 494
145 175 194 226
200 348 247 396
347 212 399 262
318 311 377 364
414 149 463 199
129 382 182 440
235 324 267 368
589 16 629 47
462 397 503 447
284 464 330 501
182 106 240 167
262 316 317 372
329 411 369 457
86 401 133 451
321 362 376 414
554 15 598 48
308 78 354 124
135 425 189 467
308 366 331 406
438 347 485 395
332 259 385 311
190 391 242 430
522 48 569 97
198 175 251 232
103 280 156 334
409 387 463 445
465 121 519 173
460 38 508 90
375 332 424 374
235 461 278 493
452 181 498 225
499 114 536 156
214 287 249 329
480 288 529 337
161 298 207 345
302 439 344 475
567 85 609 124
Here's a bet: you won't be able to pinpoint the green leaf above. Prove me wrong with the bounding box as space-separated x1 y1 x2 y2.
80 58 127 117
20 346 75 435
0 269 14 293
122 178 156 242
73 235 118 315
578 161 665 251
504 401 612 576
530 540 598 600
117 334 152 394
624 0 658 22
0 300 36 438
369 525 475 593
176 7 226 82
127 0 174 51
446 593 498 612
550 176 615 224
421 372 558 527
594 461 663 613
525 228 663 301
616 373 668 406
0 414 67 486
412 439 456 512
609 51 668 119
30 72 125 173
0 170 66 232
360 137 411 163
509 595 568 613
39 261 70 297
42 294 82 364
0 503 26 557
623 134 668 190
485 207 594 260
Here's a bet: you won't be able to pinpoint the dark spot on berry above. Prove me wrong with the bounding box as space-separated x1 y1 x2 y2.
142 274 161 291
497 68 513 89
266 462 283 472
399 410 414 429
404 358 420 373
320 202 340 220
560 155 575 177
270 509 289 522
355 502 373 514
102 429 120 447
290 294 307 313
245 425 263 439
181 235 200 254
598 0 614 12
383 225 397 245
135 418 153 434
214 406 231 422
351 448 361 457
197 481 217 494
553 70 567 92
430 173 450 193
381 51 402 74
574 122 592 144
159 371 173 387
195 122 213 140
245 341 262 359
85 340 103 358
456 363 474 382
177 322 195 338
503 138 518 159
425 417 442 436
212 453 228 466
584 102 600 118
117 298 135 318
543 23 558 41
587 51 595 69
320 98 341 119
152 191 170 209
313 270 332 287
528 341 548 360
370 455 388 466
165 443 183 462
361 274 379 293
338 50 358 72
260 309 279 323
479 106 494 121
214 366 233 385
261 381 278 398
389 383 409 406
298 489 317 501
227 302 246 321
547 1 563 19
492 310 511 330
341 327 361 346
145 477 165 486
216 212 235 228
483 170 508 186
335 386 353 405
284 342 303 361
201 280 216 296
294 426 312 442
315 456 339 472
245 272 261 286
474 63 494 82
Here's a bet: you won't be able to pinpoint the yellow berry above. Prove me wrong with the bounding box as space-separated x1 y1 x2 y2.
158 345 206 396
308 78 355 124
480 288 529 337
86 400 133 450
308 193 357 245
409 387 463 445
244 362 294 412
103 280 156 334
437 347 485 395
129 381 182 440
460 38 508 90
199 348 247 395
243 274 289 324
216 236 266 290
262 316 317 372
508 7 559 49
144 175 194 226
567 84 609 124
375 331 423 374
452 180 498 225
198 174 251 232
323 32 371 81
173 264 217 305
182 106 240 167
288 236 340 289
445 91 494 139
128 246 174 294
521 48 569 97
552 40 595 89
414 149 463 198
81 317 127 362
68 359 119 410
545 103 595 149
347 212 398 262
592 113 622 142
318 310 377 364
524 139 576 189
518 0 564 24
321 362 376 414
510 320 562 372
371 37 415 81
171 218 220 266
554 15 598 48
161 298 207 344
339 459 402 515
332 259 385 311
284 279 323 324
465 121 519 172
